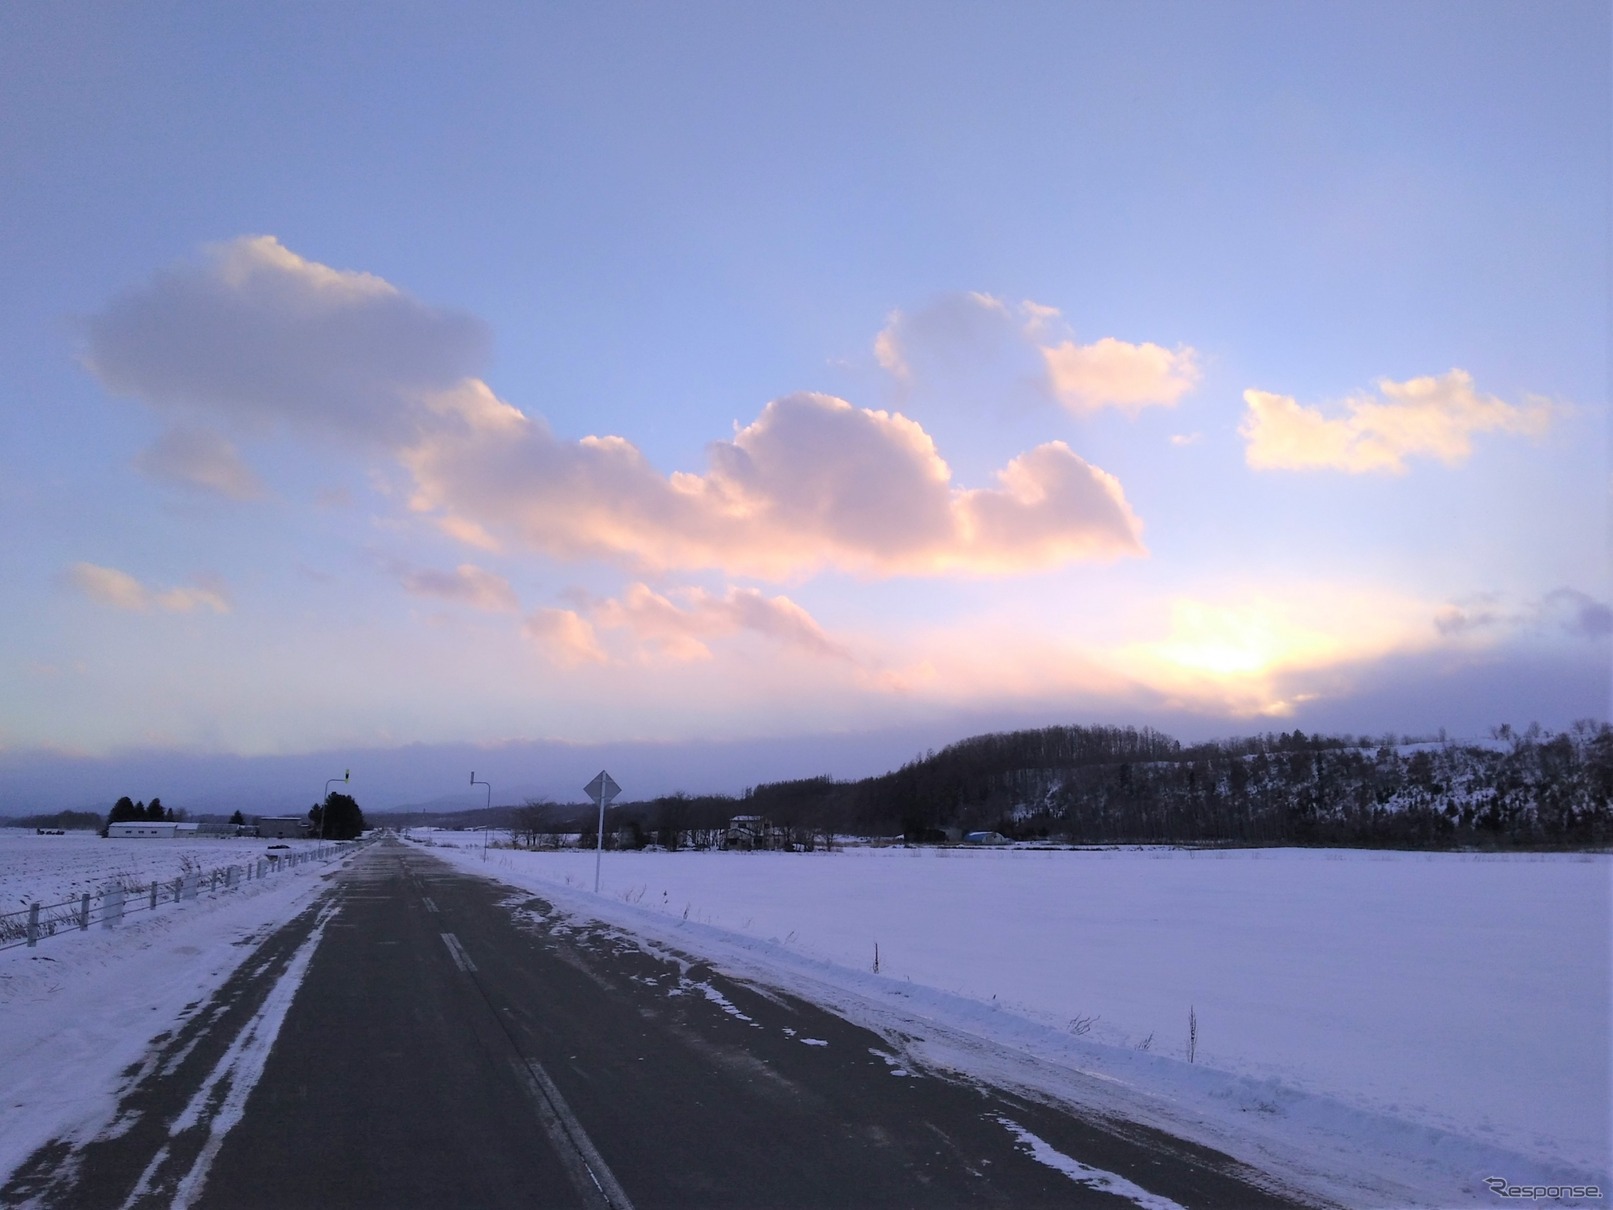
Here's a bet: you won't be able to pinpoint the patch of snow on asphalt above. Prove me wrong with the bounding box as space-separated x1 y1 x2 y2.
994 1115 1186 1210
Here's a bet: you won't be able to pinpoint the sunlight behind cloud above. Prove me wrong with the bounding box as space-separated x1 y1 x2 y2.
1116 592 1432 717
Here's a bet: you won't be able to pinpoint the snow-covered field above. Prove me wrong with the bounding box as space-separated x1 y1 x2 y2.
417 834 1611 1209
0 828 323 912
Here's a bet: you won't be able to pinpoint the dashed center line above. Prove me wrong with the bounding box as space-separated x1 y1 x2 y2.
422 896 438 913
440 932 476 972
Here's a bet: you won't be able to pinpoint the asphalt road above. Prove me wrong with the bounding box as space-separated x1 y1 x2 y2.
4 839 1317 1209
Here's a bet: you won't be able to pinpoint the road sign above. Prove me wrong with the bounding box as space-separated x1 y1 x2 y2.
587 771 622 893
584 770 621 806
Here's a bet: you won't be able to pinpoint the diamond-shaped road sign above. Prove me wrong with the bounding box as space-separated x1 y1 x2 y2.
584 770 621 806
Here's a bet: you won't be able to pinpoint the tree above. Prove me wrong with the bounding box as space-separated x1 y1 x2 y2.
109 796 138 823
309 792 366 840
514 800 551 849
148 796 166 821
229 809 245 826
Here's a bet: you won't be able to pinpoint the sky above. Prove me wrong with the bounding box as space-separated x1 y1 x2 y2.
1 2 1608 810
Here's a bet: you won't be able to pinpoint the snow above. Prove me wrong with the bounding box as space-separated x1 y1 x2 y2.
0 832 344 1183
994 1114 1188 1210
3 826 1604 1208
421 836 1612 1208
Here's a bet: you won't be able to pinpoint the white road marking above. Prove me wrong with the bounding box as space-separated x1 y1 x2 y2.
117 899 339 1210
422 896 438 912
510 1055 636 1210
440 932 476 972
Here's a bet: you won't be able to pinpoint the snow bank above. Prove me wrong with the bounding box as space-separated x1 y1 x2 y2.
423 838 1611 1208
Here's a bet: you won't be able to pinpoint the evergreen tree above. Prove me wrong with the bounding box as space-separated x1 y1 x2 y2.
309 792 366 840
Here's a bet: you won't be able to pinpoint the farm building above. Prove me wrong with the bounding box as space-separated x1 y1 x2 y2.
724 815 788 850
107 821 179 839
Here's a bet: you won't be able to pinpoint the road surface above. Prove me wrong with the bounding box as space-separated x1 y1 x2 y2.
3 838 1317 1209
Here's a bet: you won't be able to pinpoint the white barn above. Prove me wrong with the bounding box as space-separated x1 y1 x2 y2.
107 821 180 839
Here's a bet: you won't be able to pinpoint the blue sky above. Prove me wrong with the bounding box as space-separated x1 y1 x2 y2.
1 3 1607 808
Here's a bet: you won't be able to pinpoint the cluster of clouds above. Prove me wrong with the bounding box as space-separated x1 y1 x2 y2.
85 239 1147 582
385 555 848 668
66 236 1594 716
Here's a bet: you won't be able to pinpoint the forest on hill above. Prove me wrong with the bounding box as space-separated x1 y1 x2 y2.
517 720 1613 851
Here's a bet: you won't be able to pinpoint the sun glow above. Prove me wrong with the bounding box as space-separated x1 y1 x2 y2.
1111 591 1433 717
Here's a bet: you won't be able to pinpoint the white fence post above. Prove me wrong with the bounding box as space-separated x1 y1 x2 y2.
78 893 90 930
26 904 39 947
103 886 125 929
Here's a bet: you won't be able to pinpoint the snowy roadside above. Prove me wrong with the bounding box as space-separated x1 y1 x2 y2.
0 845 352 1182
420 837 1612 1210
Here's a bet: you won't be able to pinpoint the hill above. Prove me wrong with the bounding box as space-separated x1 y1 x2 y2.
588 720 1612 850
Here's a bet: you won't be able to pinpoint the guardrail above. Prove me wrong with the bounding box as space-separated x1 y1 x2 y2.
0 840 370 953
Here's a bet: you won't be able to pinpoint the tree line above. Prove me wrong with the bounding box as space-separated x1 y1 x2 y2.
507 721 1612 851
106 796 181 824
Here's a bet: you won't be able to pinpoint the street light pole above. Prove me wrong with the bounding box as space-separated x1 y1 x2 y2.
471 772 492 860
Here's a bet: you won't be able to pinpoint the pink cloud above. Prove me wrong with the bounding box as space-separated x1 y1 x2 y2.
522 608 608 666
592 582 852 662
407 389 1144 578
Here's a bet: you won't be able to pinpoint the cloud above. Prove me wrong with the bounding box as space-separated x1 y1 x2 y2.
1437 588 1613 641
406 388 1145 577
397 563 519 613
592 582 851 662
1541 588 1613 639
874 293 1200 415
1433 600 1503 637
1241 370 1557 474
65 563 231 614
521 608 608 666
1040 336 1201 414
82 234 489 446
133 426 265 499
